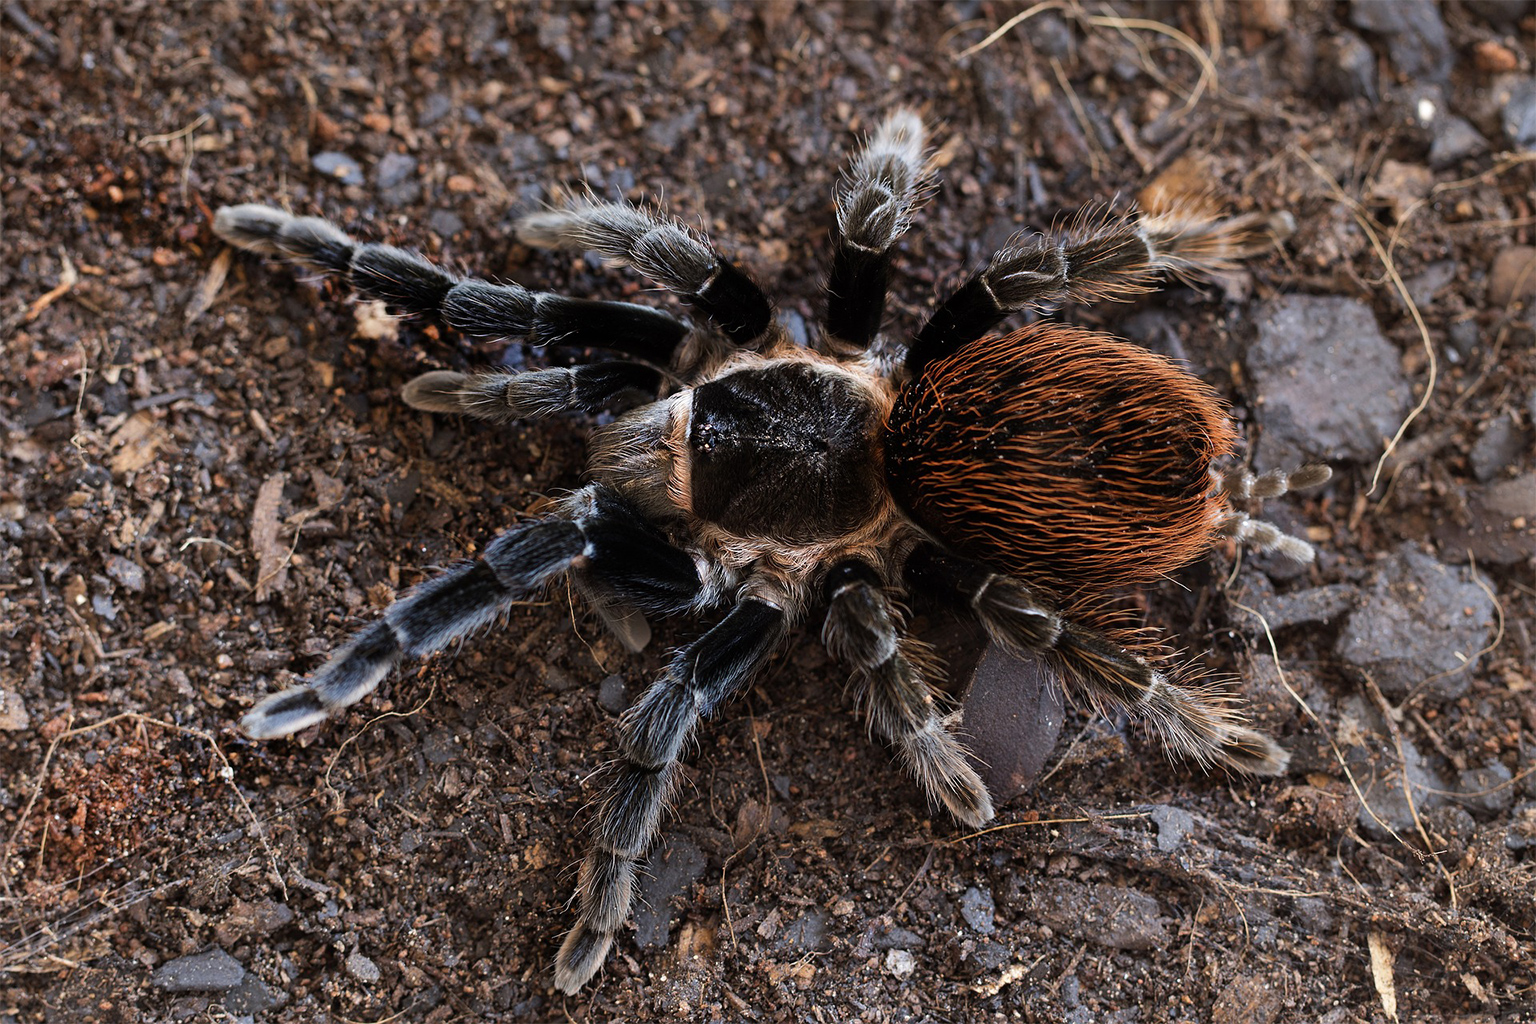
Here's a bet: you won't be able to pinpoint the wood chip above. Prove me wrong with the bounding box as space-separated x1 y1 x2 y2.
251 472 290 601
1368 931 1398 1021
109 410 168 474
185 246 232 325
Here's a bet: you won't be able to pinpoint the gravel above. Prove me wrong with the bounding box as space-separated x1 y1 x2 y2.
151 948 246 993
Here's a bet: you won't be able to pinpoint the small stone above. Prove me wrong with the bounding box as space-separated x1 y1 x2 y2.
1464 0 1534 27
1488 246 1536 307
1470 416 1528 482
884 949 917 979
1213 974 1284 1024
1473 39 1520 73
597 674 629 714
224 974 281 1015
345 950 381 984
1349 0 1453 83
1430 116 1487 167
1254 583 1357 630
0 690 30 731
1149 805 1195 852
1403 260 1458 308
1336 544 1496 698
1026 879 1169 950
959 886 996 934
1456 762 1515 818
422 729 461 765
445 173 478 193
1316 32 1377 102
104 554 145 592
1352 733 1445 837
780 909 829 951
428 210 465 237
376 152 418 189
312 151 364 187
633 835 707 947
1502 77 1536 150
1484 473 1535 519
152 948 246 992
1247 295 1412 469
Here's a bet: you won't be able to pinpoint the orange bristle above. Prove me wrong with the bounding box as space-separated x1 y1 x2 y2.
885 323 1238 596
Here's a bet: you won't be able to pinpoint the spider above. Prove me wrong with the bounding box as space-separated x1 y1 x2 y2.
214 109 1327 994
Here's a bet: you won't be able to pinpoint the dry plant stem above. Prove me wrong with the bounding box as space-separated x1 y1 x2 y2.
1292 145 1436 497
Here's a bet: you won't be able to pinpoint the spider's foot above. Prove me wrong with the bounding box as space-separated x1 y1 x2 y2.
554 923 613 995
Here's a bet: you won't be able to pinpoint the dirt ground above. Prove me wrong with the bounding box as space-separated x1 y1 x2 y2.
3 2 1534 1022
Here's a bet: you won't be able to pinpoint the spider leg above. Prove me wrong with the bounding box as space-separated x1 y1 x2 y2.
555 598 787 994
1212 462 1333 562
213 204 689 365
907 204 1270 374
239 486 701 739
821 559 993 827
515 199 772 345
908 548 1288 776
400 361 663 423
826 109 933 350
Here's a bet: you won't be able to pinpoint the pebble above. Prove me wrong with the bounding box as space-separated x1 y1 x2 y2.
1149 804 1195 852
345 950 381 983
1335 544 1496 698
959 886 996 934
1488 245 1536 307
1315 32 1377 102
597 673 629 714
428 210 465 237
422 729 462 765
1464 0 1534 27
1246 295 1412 469
1456 762 1515 818
1213 974 1285 1024
104 553 145 592
958 643 1064 805
1025 879 1169 950
779 909 829 951
1403 260 1458 308
1348 0 1452 83
312 151 365 187
225 974 281 1015
633 835 707 947
1502 77 1536 150
1470 416 1528 482
1429 116 1487 167
0 690 29 731
1484 473 1535 519
884 948 917 979
1352 733 1445 838
1252 583 1357 630
151 948 246 992
376 152 418 189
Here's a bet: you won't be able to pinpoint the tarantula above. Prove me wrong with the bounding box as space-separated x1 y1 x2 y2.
215 110 1326 994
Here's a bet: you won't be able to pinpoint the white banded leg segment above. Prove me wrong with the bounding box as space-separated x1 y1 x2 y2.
821 560 993 827
828 109 934 347
213 204 689 363
1214 463 1332 501
555 599 785 994
402 362 663 423
516 199 771 343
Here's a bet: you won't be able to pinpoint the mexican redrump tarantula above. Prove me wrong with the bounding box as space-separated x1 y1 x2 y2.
215 109 1327 994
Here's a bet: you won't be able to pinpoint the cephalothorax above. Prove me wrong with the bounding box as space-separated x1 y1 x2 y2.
215 110 1325 993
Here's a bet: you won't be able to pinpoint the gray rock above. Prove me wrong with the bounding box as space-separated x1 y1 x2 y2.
1429 116 1487 167
1456 762 1516 818
780 909 829 951
312 151 364 187
345 950 381 983
1254 583 1357 630
1470 416 1528 482
1464 0 1535 27
1403 260 1458 308
422 729 461 765
1026 879 1169 950
1484 473 1535 519
1247 295 1412 469
959 886 996 934
1503 77 1536 151
597 674 629 714
1149 805 1195 852
376 152 418 189
152 948 246 992
104 553 145 592
1336 544 1496 698
959 644 1064 805
428 210 465 237
1316 32 1377 103
1349 0 1453 83
225 973 281 1014
633 835 707 947
1352 734 1446 838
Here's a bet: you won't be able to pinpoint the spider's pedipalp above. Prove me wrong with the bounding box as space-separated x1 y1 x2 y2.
827 108 934 348
240 486 701 741
214 204 690 364
516 199 773 344
556 598 786 995
822 560 994 827
401 362 663 423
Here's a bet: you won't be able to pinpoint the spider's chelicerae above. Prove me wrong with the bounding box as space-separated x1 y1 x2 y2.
215 110 1327 994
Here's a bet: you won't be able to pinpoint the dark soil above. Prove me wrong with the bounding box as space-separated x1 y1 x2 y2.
3 2 1533 1022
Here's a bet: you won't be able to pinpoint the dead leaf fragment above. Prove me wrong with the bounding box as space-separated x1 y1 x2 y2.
110 410 169 474
1368 931 1398 1021
186 246 233 324
252 472 290 601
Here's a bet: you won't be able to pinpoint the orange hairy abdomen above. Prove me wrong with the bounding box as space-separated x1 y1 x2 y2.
885 324 1239 595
